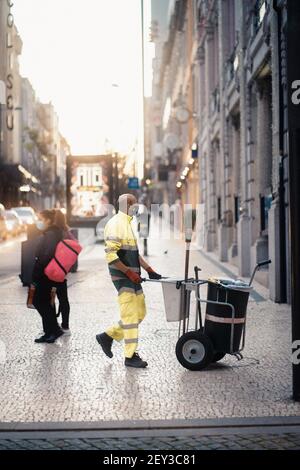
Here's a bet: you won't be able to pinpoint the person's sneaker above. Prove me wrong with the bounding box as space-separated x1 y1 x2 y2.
35 334 56 344
125 353 148 368
54 329 64 340
96 332 113 358
61 327 71 336
35 335 48 343
45 334 58 343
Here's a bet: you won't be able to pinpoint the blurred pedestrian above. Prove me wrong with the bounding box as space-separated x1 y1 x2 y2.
31 209 69 343
54 210 76 336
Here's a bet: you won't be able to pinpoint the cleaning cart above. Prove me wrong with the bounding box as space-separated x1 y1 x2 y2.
143 223 271 370
144 260 270 370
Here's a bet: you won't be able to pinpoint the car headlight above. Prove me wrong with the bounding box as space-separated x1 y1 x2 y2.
5 222 13 231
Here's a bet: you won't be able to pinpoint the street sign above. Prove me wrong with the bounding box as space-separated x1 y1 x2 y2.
128 177 139 189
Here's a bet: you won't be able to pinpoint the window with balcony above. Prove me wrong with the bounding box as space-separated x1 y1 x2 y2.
255 0 267 31
246 0 267 40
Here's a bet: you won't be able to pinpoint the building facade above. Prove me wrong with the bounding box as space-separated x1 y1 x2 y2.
0 1 70 210
0 1 25 206
149 0 290 302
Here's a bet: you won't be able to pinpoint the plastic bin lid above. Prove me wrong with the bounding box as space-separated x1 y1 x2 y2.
208 277 253 292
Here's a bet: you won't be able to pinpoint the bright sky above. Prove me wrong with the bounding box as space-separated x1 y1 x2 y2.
13 0 152 172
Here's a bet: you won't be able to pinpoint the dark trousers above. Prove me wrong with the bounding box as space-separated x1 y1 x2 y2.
33 278 61 336
56 281 70 329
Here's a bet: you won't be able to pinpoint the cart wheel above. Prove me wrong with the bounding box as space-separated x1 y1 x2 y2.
212 352 226 362
175 331 213 371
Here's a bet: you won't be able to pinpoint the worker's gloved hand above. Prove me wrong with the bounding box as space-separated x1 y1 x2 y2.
125 269 142 284
146 267 162 280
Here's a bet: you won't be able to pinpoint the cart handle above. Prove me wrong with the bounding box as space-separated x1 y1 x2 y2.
141 277 168 283
249 259 271 286
141 277 195 289
257 260 271 268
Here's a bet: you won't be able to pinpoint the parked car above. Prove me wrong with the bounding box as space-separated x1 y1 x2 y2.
4 210 23 236
12 206 37 229
0 204 7 241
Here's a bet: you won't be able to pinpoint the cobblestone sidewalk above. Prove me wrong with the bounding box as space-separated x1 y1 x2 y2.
0 230 299 422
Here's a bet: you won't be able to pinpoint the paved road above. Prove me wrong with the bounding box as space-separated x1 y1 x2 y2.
0 236 25 280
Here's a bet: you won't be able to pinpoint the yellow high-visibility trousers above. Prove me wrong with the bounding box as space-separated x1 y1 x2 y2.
106 285 146 358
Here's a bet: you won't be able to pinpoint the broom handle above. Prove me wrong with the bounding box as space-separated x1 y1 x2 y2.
182 241 190 334
184 241 190 281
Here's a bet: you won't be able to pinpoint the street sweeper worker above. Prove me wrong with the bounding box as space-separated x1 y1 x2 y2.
96 193 162 368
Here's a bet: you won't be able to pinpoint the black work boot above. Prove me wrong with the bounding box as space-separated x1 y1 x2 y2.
35 334 56 344
35 335 48 343
96 332 113 358
125 352 148 368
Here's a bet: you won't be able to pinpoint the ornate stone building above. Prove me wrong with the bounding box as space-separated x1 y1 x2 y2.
149 0 289 302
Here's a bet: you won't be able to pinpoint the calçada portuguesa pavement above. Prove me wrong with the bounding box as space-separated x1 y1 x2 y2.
0 225 300 450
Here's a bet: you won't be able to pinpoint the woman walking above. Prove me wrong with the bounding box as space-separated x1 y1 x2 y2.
32 209 69 343
55 210 75 336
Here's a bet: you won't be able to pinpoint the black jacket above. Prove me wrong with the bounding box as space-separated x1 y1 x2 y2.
32 225 64 283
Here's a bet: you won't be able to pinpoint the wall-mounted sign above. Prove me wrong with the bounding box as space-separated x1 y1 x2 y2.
66 155 113 227
6 0 14 131
0 80 5 105
128 177 139 189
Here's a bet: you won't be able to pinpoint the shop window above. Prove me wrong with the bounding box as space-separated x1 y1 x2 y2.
260 194 272 232
217 197 222 223
234 196 240 224
158 165 168 182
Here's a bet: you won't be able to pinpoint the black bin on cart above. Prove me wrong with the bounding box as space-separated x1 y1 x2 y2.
204 278 252 354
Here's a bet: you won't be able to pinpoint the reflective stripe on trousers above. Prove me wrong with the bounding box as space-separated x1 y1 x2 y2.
106 281 146 358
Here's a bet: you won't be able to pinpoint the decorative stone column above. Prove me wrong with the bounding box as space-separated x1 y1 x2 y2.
204 23 216 252
251 78 272 276
268 7 283 302
228 114 241 262
237 0 251 277
218 0 230 262
196 45 207 249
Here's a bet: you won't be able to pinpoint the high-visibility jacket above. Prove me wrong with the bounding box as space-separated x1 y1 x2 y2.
104 210 140 280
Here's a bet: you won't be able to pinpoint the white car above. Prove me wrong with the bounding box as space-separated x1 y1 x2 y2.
12 207 37 228
4 210 22 236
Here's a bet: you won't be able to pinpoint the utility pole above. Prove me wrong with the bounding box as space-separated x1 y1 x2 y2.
286 0 300 401
112 153 119 209
140 0 149 256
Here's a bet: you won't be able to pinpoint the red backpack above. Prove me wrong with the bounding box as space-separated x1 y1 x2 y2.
44 239 82 282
